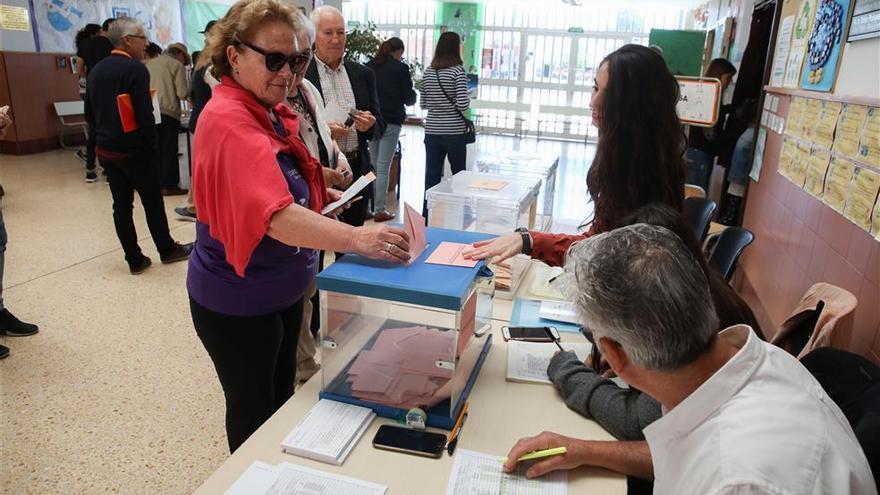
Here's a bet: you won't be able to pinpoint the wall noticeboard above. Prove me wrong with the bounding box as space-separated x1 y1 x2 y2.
648 29 707 77
850 0 880 41
676 77 722 127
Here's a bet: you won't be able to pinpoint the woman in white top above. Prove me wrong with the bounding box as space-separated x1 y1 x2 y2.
419 31 470 215
284 15 354 383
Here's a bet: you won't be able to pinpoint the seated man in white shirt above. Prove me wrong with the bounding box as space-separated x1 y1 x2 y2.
504 223 876 494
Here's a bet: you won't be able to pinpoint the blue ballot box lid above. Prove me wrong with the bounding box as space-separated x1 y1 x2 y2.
317 227 495 310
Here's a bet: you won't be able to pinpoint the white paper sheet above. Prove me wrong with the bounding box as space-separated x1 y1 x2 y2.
225 461 280 495
538 301 579 324
268 462 386 495
506 340 592 385
325 102 352 123
446 449 567 495
322 172 376 215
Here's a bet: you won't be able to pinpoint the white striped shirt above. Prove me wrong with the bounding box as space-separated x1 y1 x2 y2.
420 65 470 135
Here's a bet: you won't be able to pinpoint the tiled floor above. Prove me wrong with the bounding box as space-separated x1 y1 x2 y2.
0 127 595 493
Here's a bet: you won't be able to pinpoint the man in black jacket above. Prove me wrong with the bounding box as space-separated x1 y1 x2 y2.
85 17 191 274
306 5 385 227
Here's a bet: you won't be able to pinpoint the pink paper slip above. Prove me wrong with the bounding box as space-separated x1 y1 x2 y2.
403 202 427 264
425 242 478 268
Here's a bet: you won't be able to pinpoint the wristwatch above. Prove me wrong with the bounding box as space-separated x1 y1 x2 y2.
515 228 532 256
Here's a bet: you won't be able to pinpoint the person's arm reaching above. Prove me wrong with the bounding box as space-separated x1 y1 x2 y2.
548 351 662 441
504 431 654 480
266 202 410 263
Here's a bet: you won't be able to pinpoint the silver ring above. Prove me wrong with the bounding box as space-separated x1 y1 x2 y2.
385 242 393 252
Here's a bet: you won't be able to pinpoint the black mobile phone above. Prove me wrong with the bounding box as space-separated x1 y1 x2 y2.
501 326 560 342
372 425 447 458
344 109 358 127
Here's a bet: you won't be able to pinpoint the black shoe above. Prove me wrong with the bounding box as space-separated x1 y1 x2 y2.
0 344 8 359
75 149 87 164
129 256 152 275
0 308 39 336
86 170 98 183
174 206 197 221
161 242 193 264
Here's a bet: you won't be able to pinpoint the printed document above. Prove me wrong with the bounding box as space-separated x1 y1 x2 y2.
445 449 567 495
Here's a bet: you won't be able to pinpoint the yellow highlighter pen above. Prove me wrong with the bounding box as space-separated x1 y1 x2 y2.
501 446 567 464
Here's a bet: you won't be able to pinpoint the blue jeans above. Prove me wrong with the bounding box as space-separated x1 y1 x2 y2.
368 123 402 211
729 127 755 186
686 148 714 190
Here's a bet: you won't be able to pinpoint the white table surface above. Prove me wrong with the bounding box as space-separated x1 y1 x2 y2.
193 321 625 494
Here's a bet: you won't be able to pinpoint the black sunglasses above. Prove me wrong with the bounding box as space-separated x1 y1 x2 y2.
233 34 311 73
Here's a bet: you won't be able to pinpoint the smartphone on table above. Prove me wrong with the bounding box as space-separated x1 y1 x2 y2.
501 326 560 342
372 424 447 459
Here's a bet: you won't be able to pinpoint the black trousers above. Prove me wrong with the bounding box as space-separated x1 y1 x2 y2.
338 149 372 228
101 153 174 266
82 93 96 170
157 115 181 188
423 134 467 215
191 296 304 452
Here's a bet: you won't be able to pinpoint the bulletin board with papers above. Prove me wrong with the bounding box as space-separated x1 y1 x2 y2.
764 87 880 240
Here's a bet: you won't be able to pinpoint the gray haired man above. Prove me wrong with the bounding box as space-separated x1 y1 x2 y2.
504 224 875 494
85 17 192 274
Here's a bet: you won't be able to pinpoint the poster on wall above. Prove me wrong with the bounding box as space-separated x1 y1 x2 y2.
784 0 819 87
769 0 802 87
849 0 880 41
800 0 854 92
32 0 184 53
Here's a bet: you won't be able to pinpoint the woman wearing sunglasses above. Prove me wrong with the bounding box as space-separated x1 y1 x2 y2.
188 0 411 453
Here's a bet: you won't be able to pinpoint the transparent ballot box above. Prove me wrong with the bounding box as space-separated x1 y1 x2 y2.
426 170 541 235
316 227 495 430
474 151 559 232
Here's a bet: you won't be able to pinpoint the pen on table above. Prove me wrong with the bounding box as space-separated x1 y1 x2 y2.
446 402 469 455
543 326 565 353
501 446 567 464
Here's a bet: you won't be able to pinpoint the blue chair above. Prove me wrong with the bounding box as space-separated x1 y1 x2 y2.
708 227 754 281
683 196 717 242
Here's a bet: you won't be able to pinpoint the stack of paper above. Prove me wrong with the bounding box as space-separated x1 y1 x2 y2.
445 449 567 495
281 399 375 465
226 461 386 495
348 326 456 408
506 340 592 385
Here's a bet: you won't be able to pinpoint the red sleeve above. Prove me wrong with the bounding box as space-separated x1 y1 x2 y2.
193 106 293 278
529 232 588 267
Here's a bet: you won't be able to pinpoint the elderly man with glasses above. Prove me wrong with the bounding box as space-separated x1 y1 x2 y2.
84 17 192 274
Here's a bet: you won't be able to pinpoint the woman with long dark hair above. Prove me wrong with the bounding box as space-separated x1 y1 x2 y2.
419 31 470 215
464 44 686 266
366 37 416 222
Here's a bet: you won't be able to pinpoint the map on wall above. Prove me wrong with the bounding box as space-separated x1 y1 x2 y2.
32 0 184 53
